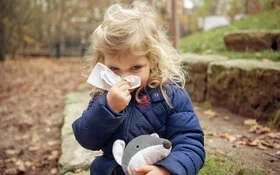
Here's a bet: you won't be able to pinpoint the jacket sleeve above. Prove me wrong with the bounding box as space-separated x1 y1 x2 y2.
72 93 126 150
155 86 205 175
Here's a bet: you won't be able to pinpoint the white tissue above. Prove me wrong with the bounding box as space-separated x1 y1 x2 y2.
87 63 141 91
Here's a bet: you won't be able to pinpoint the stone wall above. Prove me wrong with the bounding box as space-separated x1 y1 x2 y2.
183 54 280 121
182 54 227 102
224 30 280 52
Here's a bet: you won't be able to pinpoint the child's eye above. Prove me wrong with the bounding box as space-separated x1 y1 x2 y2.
131 66 142 71
109 67 119 72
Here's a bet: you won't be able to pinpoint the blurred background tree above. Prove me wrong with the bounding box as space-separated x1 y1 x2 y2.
0 0 279 61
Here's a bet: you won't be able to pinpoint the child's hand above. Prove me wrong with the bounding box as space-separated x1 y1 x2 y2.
107 80 131 113
135 165 170 175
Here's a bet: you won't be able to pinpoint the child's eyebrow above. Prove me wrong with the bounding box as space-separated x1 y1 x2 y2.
107 65 119 68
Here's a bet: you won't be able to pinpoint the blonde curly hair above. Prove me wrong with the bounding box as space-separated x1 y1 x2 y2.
87 1 186 106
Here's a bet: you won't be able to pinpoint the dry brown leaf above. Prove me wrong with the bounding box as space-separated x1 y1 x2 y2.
204 109 217 118
244 119 257 126
249 124 271 134
215 149 225 154
50 168 58 174
5 149 21 155
16 159 26 172
267 132 280 139
244 140 258 146
257 144 268 150
223 116 230 121
233 141 245 148
220 133 237 142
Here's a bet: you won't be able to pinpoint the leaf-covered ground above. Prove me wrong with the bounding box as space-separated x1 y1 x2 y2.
0 57 86 175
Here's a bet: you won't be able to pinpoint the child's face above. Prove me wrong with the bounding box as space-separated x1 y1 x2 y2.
104 51 150 87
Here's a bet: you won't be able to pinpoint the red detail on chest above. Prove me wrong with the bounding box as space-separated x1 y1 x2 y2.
137 95 151 108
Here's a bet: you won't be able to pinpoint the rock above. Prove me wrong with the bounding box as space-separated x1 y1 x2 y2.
59 91 103 175
207 59 280 120
182 54 227 102
224 30 280 52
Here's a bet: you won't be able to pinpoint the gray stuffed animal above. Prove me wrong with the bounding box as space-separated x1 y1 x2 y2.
112 133 172 175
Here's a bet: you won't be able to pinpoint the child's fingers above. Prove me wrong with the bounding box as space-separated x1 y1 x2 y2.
123 89 130 96
135 165 153 173
126 93 132 102
115 80 131 91
115 80 130 88
119 84 131 92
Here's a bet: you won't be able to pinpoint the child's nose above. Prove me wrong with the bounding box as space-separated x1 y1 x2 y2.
120 72 130 78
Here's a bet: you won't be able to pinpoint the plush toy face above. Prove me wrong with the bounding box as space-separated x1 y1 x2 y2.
112 134 172 175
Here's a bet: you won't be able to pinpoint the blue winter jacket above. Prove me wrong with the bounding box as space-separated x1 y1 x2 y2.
72 84 205 175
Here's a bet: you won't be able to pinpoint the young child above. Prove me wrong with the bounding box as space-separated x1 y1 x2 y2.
72 1 205 175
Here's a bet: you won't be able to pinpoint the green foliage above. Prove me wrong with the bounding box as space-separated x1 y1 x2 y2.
179 10 280 61
199 152 268 175
215 51 280 61
268 103 280 129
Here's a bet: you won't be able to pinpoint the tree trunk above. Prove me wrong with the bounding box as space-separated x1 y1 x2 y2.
0 21 5 61
245 0 249 14
170 0 178 49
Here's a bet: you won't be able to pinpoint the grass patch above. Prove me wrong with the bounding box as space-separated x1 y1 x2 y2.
213 50 280 62
179 10 280 61
199 152 268 175
268 104 280 129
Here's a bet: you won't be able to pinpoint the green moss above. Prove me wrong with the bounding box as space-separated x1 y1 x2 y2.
268 104 280 129
199 152 268 175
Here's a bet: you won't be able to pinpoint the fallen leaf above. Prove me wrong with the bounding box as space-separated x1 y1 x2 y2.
244 119 257 126
257 144 268 150
215 149 225 154
244 139 257 146
50 168 57 174
204 109 217 118
16 159 26 172
28 146 39 152
220 133 237 142
233 141 245 148
224 116 230 121
249 124 270 134
47 140 59 146
25 161 32 168
5 149 21 155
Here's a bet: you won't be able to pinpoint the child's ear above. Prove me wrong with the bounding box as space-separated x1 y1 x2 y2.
150 133 159 138
112 139 125 166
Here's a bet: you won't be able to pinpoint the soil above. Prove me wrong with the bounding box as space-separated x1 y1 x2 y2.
0 57 279 175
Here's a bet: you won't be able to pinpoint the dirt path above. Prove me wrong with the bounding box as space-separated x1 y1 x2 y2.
194 104 280 174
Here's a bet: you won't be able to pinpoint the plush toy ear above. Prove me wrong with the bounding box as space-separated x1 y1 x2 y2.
150 133 159 138
112 139 125 166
